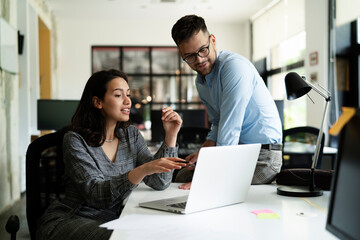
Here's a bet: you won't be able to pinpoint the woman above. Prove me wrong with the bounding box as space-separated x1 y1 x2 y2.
36 69 186 240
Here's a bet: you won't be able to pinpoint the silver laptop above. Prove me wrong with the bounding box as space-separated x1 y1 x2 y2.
139 143 261 214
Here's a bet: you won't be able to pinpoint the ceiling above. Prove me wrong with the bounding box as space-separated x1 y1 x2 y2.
43 0 276 23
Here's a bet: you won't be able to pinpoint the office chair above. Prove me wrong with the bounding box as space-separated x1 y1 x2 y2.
281 126 324 169
277 126 333 190
176 126 210 158
25 127 69 239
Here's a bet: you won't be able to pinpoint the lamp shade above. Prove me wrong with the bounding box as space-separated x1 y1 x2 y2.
285 72 312 100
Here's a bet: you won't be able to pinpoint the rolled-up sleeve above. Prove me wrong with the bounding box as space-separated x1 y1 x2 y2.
134 130 178 190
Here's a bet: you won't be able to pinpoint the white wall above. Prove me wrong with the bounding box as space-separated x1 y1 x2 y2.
0 0 54 213
17 0 52 194
17 0 32 194
54 17 249 99
336 0 360 26
252 0 305 61
0 0 20 213
304 0 329 131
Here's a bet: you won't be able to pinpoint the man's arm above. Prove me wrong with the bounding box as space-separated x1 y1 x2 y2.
216 59 254 146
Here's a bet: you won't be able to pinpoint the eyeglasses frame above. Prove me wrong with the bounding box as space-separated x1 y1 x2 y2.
182 35 212 64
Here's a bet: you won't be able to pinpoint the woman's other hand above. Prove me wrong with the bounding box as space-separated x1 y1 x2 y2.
161 107 182 147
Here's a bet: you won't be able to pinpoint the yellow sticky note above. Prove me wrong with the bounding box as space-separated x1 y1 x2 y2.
257 213 280 219
329 107 356 136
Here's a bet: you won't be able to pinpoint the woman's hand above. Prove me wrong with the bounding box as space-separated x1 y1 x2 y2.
128 157 187 185
161 107 182 147
142 157 187 175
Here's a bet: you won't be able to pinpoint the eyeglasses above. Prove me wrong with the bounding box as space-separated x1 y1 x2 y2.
182 36 211 64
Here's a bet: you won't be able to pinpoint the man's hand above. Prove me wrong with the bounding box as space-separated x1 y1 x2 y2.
185 151 199 170
178 182 191 190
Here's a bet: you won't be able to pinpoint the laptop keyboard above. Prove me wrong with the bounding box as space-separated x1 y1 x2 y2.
167 201 187 209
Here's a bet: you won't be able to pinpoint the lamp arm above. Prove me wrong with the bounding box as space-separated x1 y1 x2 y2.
311 99 330 170
305 80 331 101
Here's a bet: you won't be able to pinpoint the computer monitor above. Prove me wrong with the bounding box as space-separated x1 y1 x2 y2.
326 109 360 240
38 99 79 130
151 109 207 142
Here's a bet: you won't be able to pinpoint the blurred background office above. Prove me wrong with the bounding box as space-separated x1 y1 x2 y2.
0 0 359 236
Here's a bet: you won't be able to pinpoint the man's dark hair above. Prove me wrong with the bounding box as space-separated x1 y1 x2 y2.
171 15 209 45
71 69 131 147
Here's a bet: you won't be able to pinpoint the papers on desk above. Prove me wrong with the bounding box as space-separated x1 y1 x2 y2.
251 209 280 219
102 213 250 239
100 214 170 230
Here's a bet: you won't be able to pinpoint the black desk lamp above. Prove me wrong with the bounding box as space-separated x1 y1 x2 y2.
277 72 331 197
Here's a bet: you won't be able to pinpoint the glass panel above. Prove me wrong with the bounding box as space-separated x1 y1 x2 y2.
358 18 360 44
152 48 179 74
150 103 205 110
150 104 164 110
181 75 200 102
92 47 120 73
152 76 179 103
182 103 206 110
267 72 286 100
128 76 150 104
284 132 318 145
123 47 150 74
271 31 306 69
128 76 150 128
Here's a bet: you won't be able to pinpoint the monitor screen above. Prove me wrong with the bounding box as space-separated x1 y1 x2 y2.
151 109 207 142
326 110 360 240
38 100 79 130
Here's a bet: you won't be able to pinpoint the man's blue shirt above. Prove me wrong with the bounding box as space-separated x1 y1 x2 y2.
196 50 282 146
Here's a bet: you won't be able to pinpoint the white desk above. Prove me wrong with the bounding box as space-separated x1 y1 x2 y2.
106 183 337 240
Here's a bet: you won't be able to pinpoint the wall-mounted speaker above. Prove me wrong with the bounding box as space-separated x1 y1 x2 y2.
18 30 24 55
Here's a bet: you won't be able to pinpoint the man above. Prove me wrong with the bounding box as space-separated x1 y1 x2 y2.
171 15 283 189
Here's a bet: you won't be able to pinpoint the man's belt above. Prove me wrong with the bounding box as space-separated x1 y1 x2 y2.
261 143 283 151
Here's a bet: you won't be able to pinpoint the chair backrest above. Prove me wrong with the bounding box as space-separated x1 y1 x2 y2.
177 126 209 146
25 127 69 240
177 127 210 157
282 126 325 169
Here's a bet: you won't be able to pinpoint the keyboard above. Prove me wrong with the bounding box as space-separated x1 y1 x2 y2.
167 201 187 209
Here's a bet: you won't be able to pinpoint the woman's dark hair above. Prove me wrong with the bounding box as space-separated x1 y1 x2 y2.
171 15 209 45
71 69 130 147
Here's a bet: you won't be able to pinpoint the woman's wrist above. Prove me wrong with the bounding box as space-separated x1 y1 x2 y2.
164 134 177 147
128 165 147 185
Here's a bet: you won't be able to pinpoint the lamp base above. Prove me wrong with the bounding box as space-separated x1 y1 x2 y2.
277 185 323 197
